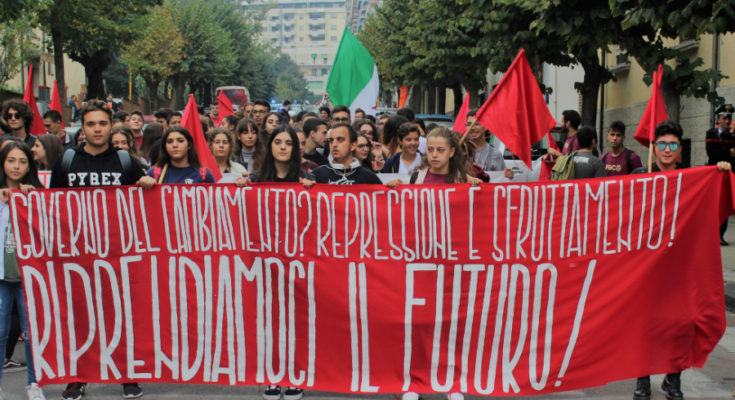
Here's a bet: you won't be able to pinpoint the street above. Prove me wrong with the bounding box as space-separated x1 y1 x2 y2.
2 313 734 399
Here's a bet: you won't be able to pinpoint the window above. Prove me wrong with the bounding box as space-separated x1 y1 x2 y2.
321 68 328 76
312 68 317 77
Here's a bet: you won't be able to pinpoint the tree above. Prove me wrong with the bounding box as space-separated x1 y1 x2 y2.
167 0 237 108
611 0 735 121
39 0 159 101
122 5 184 111
272 54 310 102
0 15 37 89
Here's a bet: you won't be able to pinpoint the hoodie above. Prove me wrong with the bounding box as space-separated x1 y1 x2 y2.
49 144 145 188
312 157 382 185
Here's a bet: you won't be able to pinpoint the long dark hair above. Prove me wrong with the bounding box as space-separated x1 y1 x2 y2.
421 127 468 183
255 125 301 182
156 126 200 169
236 118 264 170
0 141 43 188
141 122 164 160
35 134 64 170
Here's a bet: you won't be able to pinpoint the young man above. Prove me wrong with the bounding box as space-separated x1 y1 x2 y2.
243 103 254 119
549 109 581 156
50 101 154 400
318 106 331 122
302 118 329 166
570 126 606 179
601 120 642 176
153 109 170 127
354 108 366 121
167 111 182 128
330 105 351 126
631 120 730 400
1 99 36 147
466 110 513 179
129 111 145 149
252 100 271 126
312 123 382 184
209 101 221 127
705 104 735 245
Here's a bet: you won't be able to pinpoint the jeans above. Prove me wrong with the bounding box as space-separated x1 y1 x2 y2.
0 280 36 385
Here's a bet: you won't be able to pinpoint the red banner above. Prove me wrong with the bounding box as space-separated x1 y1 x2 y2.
11 167 733 396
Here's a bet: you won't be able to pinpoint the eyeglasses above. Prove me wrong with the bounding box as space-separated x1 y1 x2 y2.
5 113 20 120
655 141 680 152
332 117 350 123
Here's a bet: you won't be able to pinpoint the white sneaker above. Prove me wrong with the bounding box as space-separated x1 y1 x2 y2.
447 393 464 400
26 383 46 400
402 393 420 400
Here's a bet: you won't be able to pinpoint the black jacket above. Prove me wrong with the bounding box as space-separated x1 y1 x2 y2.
705 127 735 165
312 160 382 185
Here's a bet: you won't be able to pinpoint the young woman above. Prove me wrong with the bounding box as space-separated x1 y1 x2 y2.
112 127 149 170
410 127 480 185
355 133 372 168
370 148 385 173
235 118 263 174
263 112 285 135
253 125 313 186
0 142 45 400
147 126 216 184
352 119 378 142
382 123 422 174
31 133 63 171
381 115 409 158
207 128 247 176
140 122 164 165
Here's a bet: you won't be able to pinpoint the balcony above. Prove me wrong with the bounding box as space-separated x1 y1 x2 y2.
309 34 326 41
610 51 630 75
309 23 325 30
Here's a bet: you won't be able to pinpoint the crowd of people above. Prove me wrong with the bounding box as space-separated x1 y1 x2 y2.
0 95 733 400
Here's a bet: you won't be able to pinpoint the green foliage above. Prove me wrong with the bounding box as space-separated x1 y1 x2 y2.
611 0 735 107
122 4 184 101
0 14 37 89
272 53 310 102
168 0 237 89
37 0 159 99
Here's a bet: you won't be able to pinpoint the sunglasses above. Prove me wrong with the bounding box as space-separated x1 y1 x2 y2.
655 141 680 152
5 112 20 120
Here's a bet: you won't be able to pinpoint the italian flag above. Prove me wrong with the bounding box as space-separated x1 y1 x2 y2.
326 28 379 115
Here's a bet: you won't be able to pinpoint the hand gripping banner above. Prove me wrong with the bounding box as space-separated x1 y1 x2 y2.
10 167 734 396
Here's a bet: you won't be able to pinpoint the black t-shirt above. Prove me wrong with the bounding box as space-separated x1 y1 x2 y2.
312 164 382 185
49 144 145 188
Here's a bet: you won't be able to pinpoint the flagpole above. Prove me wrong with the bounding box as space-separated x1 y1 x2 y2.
647 142 654 172
460 120 477 144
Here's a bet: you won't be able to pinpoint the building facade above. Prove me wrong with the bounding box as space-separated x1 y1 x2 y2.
241 0 348 95
601 33 735 166
2 29 86 114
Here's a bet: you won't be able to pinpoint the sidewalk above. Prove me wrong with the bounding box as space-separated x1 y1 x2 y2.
722 216 735 312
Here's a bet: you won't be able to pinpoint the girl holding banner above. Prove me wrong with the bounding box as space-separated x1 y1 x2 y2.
0 142 45 400
148 127 216 184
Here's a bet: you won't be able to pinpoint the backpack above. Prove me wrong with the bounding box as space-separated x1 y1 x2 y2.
151 165 207 184
551 151 576 181
60 148 134 179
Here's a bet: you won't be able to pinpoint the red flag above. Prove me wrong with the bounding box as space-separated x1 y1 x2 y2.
398 86 409 108
475 49 556 168
22 65 46 135
181 94 222 181
634 64 668 146
50 80 64 129
452 92 470 134
216 90 234 123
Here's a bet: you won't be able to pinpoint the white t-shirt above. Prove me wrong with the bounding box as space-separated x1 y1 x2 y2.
398 154 423 175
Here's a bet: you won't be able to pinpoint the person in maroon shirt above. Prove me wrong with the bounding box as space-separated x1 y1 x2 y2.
548 109 581 156
601 120 642 176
